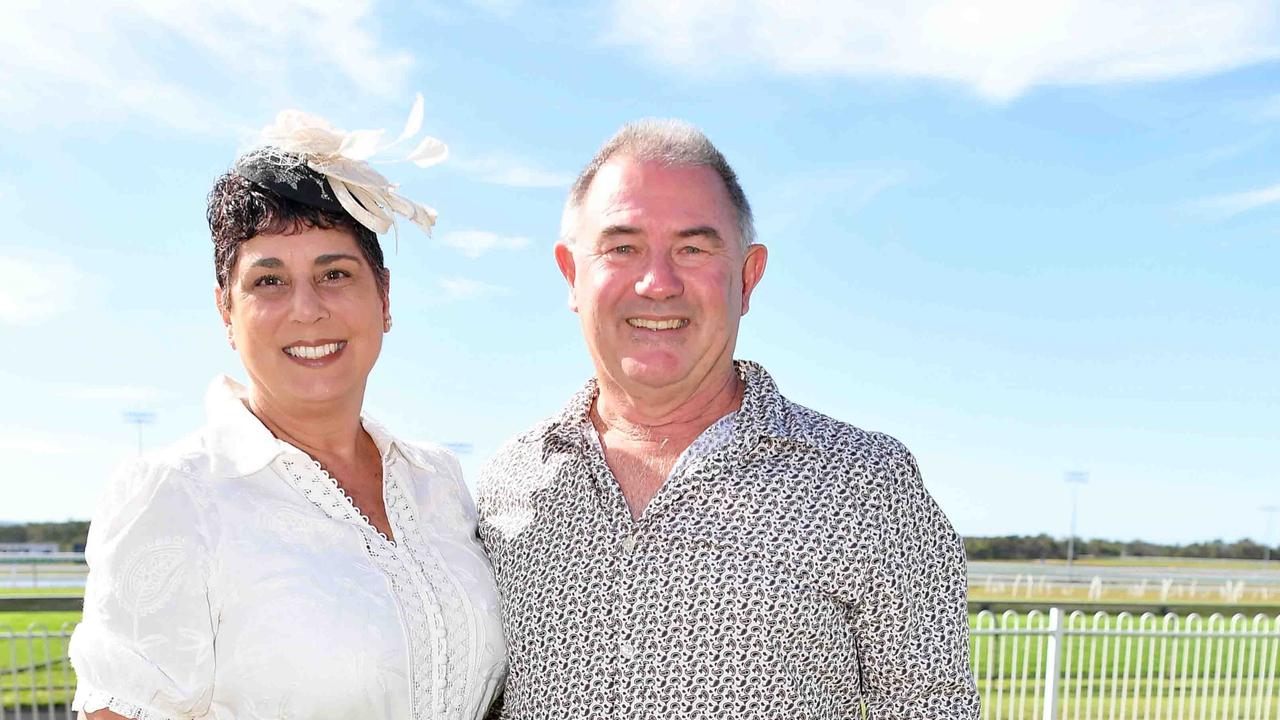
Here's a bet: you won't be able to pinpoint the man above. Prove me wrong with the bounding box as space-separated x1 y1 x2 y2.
477 120 979 719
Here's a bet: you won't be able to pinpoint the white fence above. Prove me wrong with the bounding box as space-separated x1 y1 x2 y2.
0 624 75 720
972 609 1280 719
2 610 1280 718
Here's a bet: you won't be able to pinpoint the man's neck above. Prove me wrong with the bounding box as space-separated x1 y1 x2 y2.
593 364 742 445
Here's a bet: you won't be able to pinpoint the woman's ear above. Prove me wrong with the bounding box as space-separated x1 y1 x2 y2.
215 285 234 349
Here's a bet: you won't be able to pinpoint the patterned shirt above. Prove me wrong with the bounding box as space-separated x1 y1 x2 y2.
477 361 979 719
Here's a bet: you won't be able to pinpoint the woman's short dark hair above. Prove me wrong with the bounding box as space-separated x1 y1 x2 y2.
207 171 389 308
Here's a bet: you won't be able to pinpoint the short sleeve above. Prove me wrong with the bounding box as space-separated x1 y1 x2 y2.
69 458 218 720
852 438 980 719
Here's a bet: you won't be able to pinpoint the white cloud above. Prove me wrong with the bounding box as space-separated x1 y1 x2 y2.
1198 183 1280 217
438 276 513 300
440 230 533 259
453 152 575 188
0 256 82 326
0 0 413 133
607 0 1280 102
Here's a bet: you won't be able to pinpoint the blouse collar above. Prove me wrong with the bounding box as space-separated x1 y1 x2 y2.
203 375 436 478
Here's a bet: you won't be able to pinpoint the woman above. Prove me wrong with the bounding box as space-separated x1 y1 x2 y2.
69 106 507 720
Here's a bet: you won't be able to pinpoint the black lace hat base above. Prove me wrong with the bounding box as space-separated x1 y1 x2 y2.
234 148 354 216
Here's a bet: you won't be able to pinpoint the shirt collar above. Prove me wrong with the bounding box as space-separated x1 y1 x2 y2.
203 375 434 478
526 360 816 456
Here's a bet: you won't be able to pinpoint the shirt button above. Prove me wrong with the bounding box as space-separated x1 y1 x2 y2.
620 535 638 554
620 641 637 658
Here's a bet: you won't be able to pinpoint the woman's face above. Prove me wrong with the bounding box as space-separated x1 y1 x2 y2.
219 225 388 414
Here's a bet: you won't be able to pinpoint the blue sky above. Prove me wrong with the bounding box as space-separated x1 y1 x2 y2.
0 0 1275 545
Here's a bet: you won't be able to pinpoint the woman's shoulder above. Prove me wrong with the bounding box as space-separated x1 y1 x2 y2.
87 430 224 560
361 414 462 479
114 425 226 490
393 437 465 483
104 429 212 494
383 434 478 519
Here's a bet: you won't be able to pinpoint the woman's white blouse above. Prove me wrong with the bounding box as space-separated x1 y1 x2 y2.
69 376 508 720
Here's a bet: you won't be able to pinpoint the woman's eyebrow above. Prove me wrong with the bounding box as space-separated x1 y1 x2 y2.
315 253 362 265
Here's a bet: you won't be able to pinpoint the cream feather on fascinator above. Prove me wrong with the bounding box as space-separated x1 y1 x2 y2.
235 94 448 236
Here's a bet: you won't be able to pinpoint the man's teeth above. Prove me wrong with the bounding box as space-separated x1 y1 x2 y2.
627 318 688 330
284 342 346 359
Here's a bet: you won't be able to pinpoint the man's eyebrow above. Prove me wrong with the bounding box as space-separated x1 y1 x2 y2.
315 253 362 265
248 257 283 268
677 226 725 245
599 224 642 237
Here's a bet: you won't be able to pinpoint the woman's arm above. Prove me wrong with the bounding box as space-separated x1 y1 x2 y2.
70 457 217 720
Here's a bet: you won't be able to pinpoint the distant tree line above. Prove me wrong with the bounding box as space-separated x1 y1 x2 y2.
0 521 91 551
964 534 1278 561
2 522 1276 560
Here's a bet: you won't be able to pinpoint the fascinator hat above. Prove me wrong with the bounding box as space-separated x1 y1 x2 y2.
233 93 448 236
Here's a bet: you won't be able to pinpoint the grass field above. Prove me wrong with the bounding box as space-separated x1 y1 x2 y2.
0 586 84 598
2 603 1278 716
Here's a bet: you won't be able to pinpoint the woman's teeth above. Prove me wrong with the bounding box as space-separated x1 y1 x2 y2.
627 318 688 330
284 342 346 359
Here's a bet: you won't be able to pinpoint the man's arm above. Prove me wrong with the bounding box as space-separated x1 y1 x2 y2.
852 440 980 719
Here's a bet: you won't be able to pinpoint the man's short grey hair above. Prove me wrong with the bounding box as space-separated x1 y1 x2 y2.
559 119 756 250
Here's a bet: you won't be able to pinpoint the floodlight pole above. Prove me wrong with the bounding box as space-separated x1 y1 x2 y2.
1264 505 1279 563
122 411 156 455
1065 471 1089 575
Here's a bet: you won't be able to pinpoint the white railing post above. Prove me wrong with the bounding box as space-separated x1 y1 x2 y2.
1042 607 1064 720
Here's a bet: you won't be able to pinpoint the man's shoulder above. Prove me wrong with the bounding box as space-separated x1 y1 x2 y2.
487 413 561 460
779 397 914 463
767 397 924 501
476 414 565 504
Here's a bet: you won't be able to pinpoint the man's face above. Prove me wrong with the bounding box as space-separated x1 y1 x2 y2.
555 157 767 399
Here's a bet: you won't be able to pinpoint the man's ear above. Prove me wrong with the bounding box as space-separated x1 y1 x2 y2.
554 242 579 313
739 243 768 316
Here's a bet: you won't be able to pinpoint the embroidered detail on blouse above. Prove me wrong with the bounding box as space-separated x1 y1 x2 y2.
118 536 191 617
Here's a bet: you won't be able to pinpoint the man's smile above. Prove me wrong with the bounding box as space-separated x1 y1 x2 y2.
626 317 689 330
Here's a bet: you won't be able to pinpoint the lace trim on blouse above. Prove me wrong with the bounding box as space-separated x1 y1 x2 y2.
383 457 478 719
274 452 474 720
76 688 177 720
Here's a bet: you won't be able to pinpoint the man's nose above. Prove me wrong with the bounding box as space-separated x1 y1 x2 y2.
634 254 684 300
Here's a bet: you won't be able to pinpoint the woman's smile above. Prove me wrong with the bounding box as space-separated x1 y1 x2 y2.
282 340 349 365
